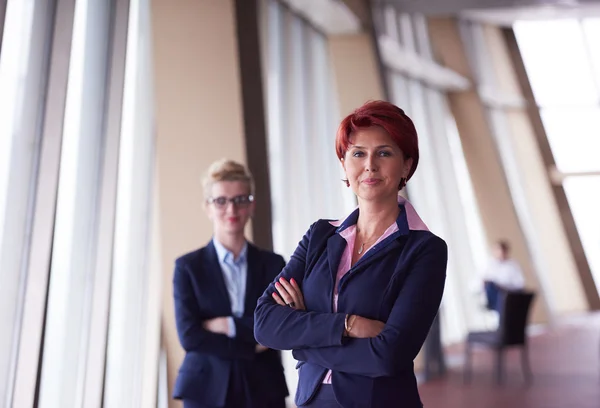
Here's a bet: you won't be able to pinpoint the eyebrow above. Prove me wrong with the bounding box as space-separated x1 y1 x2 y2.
350 145 394 149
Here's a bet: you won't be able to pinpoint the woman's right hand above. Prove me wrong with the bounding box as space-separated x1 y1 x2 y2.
346 315 385 338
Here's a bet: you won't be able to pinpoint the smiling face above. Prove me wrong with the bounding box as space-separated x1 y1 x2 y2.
342 126 413 203
205 180 254 238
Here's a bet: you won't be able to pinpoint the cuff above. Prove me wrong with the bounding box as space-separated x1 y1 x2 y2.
227 316 236 338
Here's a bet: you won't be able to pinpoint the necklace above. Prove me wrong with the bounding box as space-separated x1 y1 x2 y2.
356 228 377 255
358 242 366 255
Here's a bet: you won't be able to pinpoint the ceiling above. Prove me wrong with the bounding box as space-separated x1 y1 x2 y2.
378 0 600 15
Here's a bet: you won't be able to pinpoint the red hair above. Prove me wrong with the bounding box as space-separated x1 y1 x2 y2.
335 100 419 181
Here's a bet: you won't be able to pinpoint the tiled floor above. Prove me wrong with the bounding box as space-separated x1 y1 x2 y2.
418 313 600 408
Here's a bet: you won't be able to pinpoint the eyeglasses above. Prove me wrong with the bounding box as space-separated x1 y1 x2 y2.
207 194 254 209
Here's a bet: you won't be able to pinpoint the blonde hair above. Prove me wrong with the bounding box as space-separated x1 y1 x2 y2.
202 159 254 198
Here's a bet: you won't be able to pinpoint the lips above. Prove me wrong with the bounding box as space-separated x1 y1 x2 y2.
227 217 240 223
362 178 382 185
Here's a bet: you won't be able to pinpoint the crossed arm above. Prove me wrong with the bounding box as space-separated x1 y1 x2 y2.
254 230 448 377
173 262 264 360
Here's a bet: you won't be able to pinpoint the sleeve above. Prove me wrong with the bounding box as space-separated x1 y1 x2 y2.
254 223 347 350
227 317 236 338
173 261 256 360
292 236 448 377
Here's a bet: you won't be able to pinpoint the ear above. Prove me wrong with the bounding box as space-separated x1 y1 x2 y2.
340 157 347 176
403 157 414 178
203 200 213 220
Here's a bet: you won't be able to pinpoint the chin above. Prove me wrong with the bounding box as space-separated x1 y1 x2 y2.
357 189 397 203
225 226 245 235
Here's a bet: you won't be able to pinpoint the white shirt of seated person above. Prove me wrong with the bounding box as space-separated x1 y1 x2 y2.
483 243 525 291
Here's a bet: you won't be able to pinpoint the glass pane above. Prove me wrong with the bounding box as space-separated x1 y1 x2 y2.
540 107 600 172
583 18 600 86
563 176 600 292
514 20 599 106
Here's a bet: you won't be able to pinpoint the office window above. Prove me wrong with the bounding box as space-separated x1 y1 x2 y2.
515 19 600 291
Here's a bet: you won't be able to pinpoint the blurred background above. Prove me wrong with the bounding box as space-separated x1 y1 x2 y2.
0 0 599 407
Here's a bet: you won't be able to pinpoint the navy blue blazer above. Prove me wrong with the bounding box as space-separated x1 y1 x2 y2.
173 241 289 406
254 206 448 407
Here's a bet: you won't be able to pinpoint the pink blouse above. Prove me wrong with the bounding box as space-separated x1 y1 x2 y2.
322 197 429 384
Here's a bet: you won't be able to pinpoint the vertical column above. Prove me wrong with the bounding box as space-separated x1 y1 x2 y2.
12 0 76 406
427 17 549 323
37 0 114 405
234 0 273 251
151 1 249 404
0 0 6 54
0 0 56 403
83 0 129 406
502 27 600 311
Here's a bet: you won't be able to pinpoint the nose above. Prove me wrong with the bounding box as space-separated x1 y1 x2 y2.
223 201 239 213
366 154 378 172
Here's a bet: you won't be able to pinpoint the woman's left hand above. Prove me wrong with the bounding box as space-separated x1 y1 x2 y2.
272 277 306 311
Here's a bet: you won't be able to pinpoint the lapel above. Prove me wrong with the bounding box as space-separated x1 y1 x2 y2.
339 236 405 291
327 234 347 287
337 205 410 290
205 241 233 314
244 243 262 316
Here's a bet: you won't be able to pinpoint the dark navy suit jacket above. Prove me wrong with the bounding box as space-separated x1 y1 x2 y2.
254 206 448 408
173 241 289 406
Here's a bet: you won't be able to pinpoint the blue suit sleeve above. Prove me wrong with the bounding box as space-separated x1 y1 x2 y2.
173 262 255 360
254 224 347 350
292 236 448 377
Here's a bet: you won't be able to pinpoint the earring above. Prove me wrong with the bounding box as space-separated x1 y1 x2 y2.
343 179 350 187
398 177 407 190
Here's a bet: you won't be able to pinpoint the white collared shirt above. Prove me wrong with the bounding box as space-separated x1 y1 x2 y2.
483 258 525 290
213 238 248 337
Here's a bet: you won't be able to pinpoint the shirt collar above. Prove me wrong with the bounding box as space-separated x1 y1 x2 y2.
329 196 429 235
213 238 248 264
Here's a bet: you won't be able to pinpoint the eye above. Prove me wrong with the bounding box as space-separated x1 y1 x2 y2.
352 151 365 157
378 150 392 157
233 195 249 205
214 197 227 206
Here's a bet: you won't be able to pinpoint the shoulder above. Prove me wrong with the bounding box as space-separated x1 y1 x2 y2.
405 230 448 259
506 259 523 270
306 218 339 240
408 230 447 249
175 246 209 269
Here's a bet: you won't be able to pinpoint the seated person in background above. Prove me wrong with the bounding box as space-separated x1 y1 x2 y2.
483 239 525 312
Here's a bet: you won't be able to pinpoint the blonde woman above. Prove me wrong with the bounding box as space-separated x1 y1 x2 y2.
173 159 288 408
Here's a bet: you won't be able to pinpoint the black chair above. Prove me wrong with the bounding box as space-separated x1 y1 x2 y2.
464 290 535 385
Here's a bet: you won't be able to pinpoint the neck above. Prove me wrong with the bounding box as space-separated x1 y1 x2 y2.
356 195 400 237
214 232 246 258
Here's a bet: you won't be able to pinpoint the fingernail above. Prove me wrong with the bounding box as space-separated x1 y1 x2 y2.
291 278 296 284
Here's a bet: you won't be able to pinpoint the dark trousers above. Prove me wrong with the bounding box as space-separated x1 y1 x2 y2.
484 281 503 313
423 312 446 381
183 367 286 408
183 400 286 408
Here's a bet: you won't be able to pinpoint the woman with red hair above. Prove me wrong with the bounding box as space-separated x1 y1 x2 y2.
255 101 448 407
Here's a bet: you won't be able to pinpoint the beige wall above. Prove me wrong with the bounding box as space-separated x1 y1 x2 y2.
428 17 549 323
151 1 247 405
482 26 588 314
328 33 385 116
